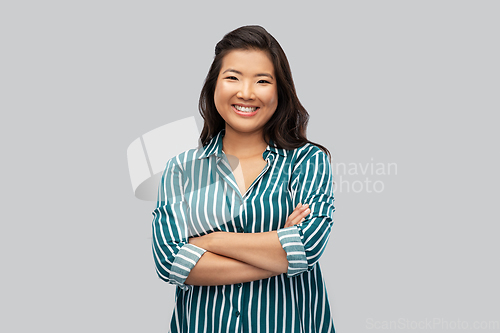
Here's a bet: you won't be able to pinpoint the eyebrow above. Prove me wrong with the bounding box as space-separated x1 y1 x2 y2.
222 68 274 80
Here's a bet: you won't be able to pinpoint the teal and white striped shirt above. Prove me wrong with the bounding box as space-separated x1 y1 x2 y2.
152 128 336 332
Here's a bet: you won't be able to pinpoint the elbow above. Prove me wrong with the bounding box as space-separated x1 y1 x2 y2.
305 254 322 272
152 244 176 284
304 238 331 271
155 266 172 284
303 218 333 268
153 242 206 288
153 254 175 284
155 262 191 289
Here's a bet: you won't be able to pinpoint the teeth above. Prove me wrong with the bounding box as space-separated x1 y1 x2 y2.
234 105 258 112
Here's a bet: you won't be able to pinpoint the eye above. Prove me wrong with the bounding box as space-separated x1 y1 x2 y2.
225 76 238 81
258 79 271 84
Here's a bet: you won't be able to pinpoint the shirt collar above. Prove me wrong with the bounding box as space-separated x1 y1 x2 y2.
198 128 287 159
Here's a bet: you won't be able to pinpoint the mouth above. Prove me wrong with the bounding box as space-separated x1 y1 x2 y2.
232 104 260 113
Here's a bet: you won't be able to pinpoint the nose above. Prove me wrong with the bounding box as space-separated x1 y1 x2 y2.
236 82 255 100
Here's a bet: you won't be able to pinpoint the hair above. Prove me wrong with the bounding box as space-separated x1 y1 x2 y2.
198 25 331 160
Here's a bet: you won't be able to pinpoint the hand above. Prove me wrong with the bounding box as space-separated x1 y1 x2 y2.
283 203 310 228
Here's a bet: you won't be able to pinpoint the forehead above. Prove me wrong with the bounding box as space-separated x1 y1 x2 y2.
220 49 275 74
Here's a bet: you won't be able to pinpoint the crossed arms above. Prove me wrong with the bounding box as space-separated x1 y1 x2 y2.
152 146 335 289
185 204 311 286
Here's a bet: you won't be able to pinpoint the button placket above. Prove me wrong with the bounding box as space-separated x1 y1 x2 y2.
241 154 275 200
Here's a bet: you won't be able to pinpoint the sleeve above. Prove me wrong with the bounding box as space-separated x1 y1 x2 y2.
276 146 335 277
151 157 207 290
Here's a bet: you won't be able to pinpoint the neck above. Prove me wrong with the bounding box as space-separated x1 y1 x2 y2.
222 127 269 159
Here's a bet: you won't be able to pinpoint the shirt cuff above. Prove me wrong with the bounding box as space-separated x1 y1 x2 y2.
170 243 207 289
277 226 308 277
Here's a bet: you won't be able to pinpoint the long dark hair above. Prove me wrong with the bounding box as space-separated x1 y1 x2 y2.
198 25 331 160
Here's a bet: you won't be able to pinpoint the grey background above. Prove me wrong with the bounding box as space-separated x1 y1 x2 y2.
1 0 499 332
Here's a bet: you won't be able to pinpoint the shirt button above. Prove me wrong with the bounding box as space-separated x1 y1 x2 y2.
235 311 240 317
238 283 243 288
238 227 244 233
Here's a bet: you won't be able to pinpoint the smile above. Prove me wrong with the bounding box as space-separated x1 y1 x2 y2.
233 104 259 112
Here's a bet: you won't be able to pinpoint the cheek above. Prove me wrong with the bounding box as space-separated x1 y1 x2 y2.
214 82 231 104
263 89 278 107
214 84 224 108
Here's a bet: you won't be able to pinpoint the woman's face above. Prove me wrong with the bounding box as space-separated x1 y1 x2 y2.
214 49 278 138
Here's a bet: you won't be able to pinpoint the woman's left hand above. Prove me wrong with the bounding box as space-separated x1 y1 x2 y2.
283 203 310 228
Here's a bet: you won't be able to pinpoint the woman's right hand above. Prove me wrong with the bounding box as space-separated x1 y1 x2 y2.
283 203 310 228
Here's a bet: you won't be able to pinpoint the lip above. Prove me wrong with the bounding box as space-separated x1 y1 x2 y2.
232 104 260 117
233 103 259 108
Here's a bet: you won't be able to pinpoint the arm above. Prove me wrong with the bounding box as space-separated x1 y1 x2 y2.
188 203 313 276
185 202 312 285
185 203 309 286
189 147 335 278
152 157 208 290
184 251 277 286
152 155 312 288
278 147 335 276
189 230 288 274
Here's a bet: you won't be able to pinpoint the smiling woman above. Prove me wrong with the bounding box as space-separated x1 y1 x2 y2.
214 49 278 135
152 25 336 333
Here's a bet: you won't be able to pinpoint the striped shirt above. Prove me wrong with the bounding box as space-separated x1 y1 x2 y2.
152 128 336 333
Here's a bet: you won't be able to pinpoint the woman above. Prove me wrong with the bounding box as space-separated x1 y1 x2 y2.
152 25 336 333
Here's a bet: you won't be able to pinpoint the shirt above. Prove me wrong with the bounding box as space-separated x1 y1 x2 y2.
152 128 336 333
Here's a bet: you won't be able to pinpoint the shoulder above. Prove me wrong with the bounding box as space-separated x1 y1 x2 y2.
290 142 329 167
286 143 332 181
163 146 206 173
288 144 333 191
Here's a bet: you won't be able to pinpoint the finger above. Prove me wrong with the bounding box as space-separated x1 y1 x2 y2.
291 203 302 216
290 203 308 219
284 203 310 228
286 205 304 225
294 213 309 225
285 214 307 228
293 207 310 225
286 205 310 226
